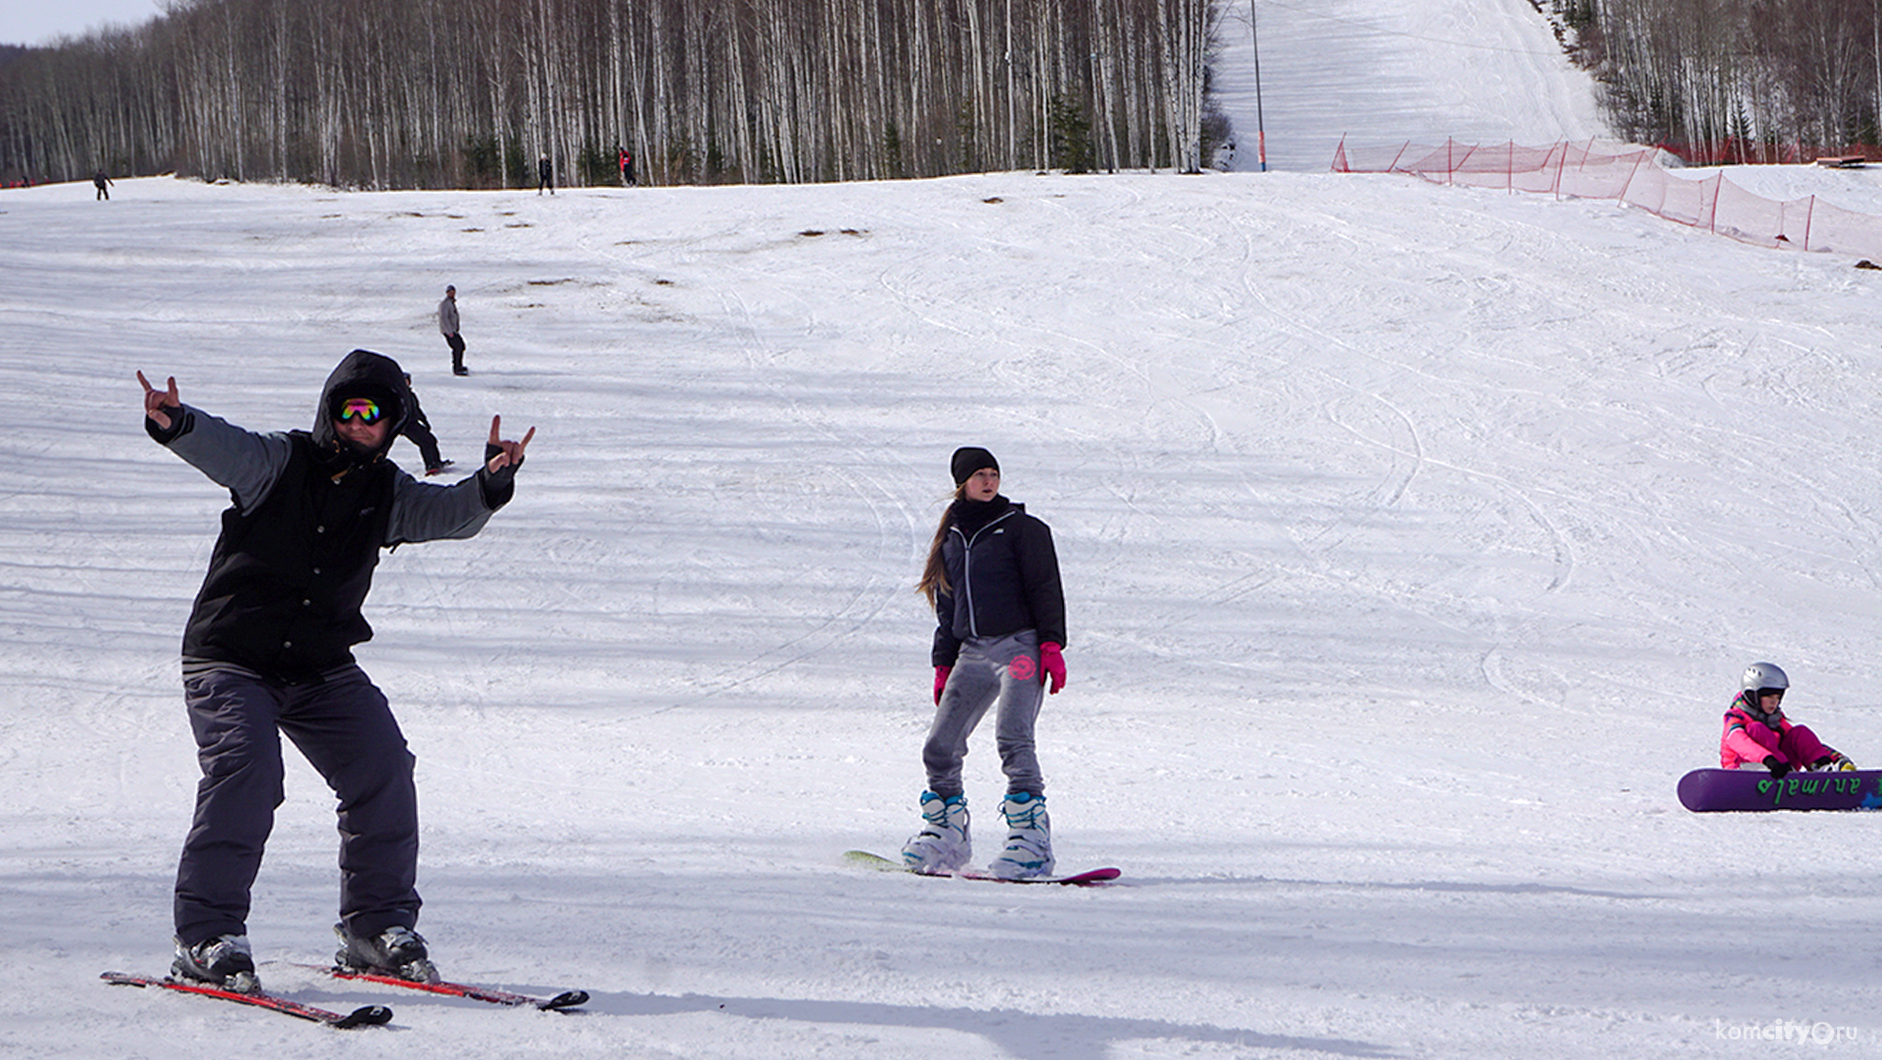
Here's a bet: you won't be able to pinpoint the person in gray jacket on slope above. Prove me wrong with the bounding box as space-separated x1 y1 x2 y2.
439 285 467 376
138 349 532 993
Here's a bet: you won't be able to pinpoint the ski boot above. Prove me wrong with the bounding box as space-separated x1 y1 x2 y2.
172 933 260 993
334 923 439 984
988 792 1055 880
901 791 971 874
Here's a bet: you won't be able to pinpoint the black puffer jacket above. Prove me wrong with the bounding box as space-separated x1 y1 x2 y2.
931 497 1066 667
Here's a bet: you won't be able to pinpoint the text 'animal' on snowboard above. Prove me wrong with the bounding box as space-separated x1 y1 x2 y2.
1676 768 1882 812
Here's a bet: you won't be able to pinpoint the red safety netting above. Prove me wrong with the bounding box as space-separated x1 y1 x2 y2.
1331 137 1882 259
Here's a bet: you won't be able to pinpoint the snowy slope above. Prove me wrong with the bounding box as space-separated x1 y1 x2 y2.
7 161 1882 1058
8 9 1882 1052
1210 0 1604 171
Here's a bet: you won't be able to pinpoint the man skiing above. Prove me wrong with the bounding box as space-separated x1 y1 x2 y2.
139 350 533 993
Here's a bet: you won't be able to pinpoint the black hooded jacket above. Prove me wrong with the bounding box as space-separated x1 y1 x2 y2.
150 350 510 680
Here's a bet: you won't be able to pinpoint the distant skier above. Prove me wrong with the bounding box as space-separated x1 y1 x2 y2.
94 169 113 200
400 372 453 475
619 146 635 186
1721 662 1856 776
903 447 1068 880
537 153 554 195
439 284 466 376
138 351 533 993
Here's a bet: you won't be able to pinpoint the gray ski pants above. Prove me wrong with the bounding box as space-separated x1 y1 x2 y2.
173 666 420 946
922 630 1046 799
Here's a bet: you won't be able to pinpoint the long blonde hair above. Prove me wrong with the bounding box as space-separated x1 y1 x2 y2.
917 485 966 607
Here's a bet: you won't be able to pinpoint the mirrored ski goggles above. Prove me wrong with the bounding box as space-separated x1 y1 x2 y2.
336 397 384 424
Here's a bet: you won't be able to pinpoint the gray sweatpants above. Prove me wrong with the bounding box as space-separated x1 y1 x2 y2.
173 666 420 945
923 630 1046 799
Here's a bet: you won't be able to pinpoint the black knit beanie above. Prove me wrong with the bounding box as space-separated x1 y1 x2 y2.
951 446 999 486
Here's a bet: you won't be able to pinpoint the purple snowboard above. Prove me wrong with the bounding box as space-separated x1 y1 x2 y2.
1677 768 1882 812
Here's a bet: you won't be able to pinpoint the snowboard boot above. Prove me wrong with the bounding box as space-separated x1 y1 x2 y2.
334 923 439 984
172 933 259 993
988 792 1055 880
901 791 971 874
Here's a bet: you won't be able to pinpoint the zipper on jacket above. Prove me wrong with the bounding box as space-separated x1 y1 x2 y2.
953 508 1017 640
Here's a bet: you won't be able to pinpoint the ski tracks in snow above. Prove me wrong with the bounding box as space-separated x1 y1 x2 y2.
1201 182 1580 677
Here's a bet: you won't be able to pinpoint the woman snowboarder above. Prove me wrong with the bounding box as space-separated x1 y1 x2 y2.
903 447 1067 879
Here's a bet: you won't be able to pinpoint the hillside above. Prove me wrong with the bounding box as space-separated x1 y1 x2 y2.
1210 0 1604 171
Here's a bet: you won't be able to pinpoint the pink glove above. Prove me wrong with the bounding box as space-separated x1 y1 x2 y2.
1039 642 1066 694
933 666 951 705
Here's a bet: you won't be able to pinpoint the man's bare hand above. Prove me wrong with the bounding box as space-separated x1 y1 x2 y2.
138 370 180 430
485 414 535 472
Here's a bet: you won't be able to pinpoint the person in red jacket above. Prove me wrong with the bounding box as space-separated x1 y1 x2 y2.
1720 662 1856 776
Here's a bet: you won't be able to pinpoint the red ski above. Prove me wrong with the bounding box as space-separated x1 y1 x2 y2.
297 964 587 1010
101 971 392 1027
844 849 1120 886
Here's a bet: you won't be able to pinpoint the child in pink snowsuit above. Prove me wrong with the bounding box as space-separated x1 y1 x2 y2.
1720 662 1852 777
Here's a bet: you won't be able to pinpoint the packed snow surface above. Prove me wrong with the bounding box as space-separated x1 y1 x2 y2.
9 159 1882 1059
8 3 1882 1057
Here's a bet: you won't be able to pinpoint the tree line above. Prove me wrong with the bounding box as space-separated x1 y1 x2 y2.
0 0 1225 188
1558 0 1882 163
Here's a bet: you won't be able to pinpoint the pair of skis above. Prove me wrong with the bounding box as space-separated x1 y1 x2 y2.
101 964 587 1028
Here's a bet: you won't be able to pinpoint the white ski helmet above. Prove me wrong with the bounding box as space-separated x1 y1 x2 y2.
1741 662 1789 694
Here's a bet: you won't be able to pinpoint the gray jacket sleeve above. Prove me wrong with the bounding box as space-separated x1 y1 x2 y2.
153 404 293 512
385 470 498 545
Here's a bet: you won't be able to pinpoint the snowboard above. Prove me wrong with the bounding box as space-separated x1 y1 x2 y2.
1676 768 1882 812
843 849 1120 885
